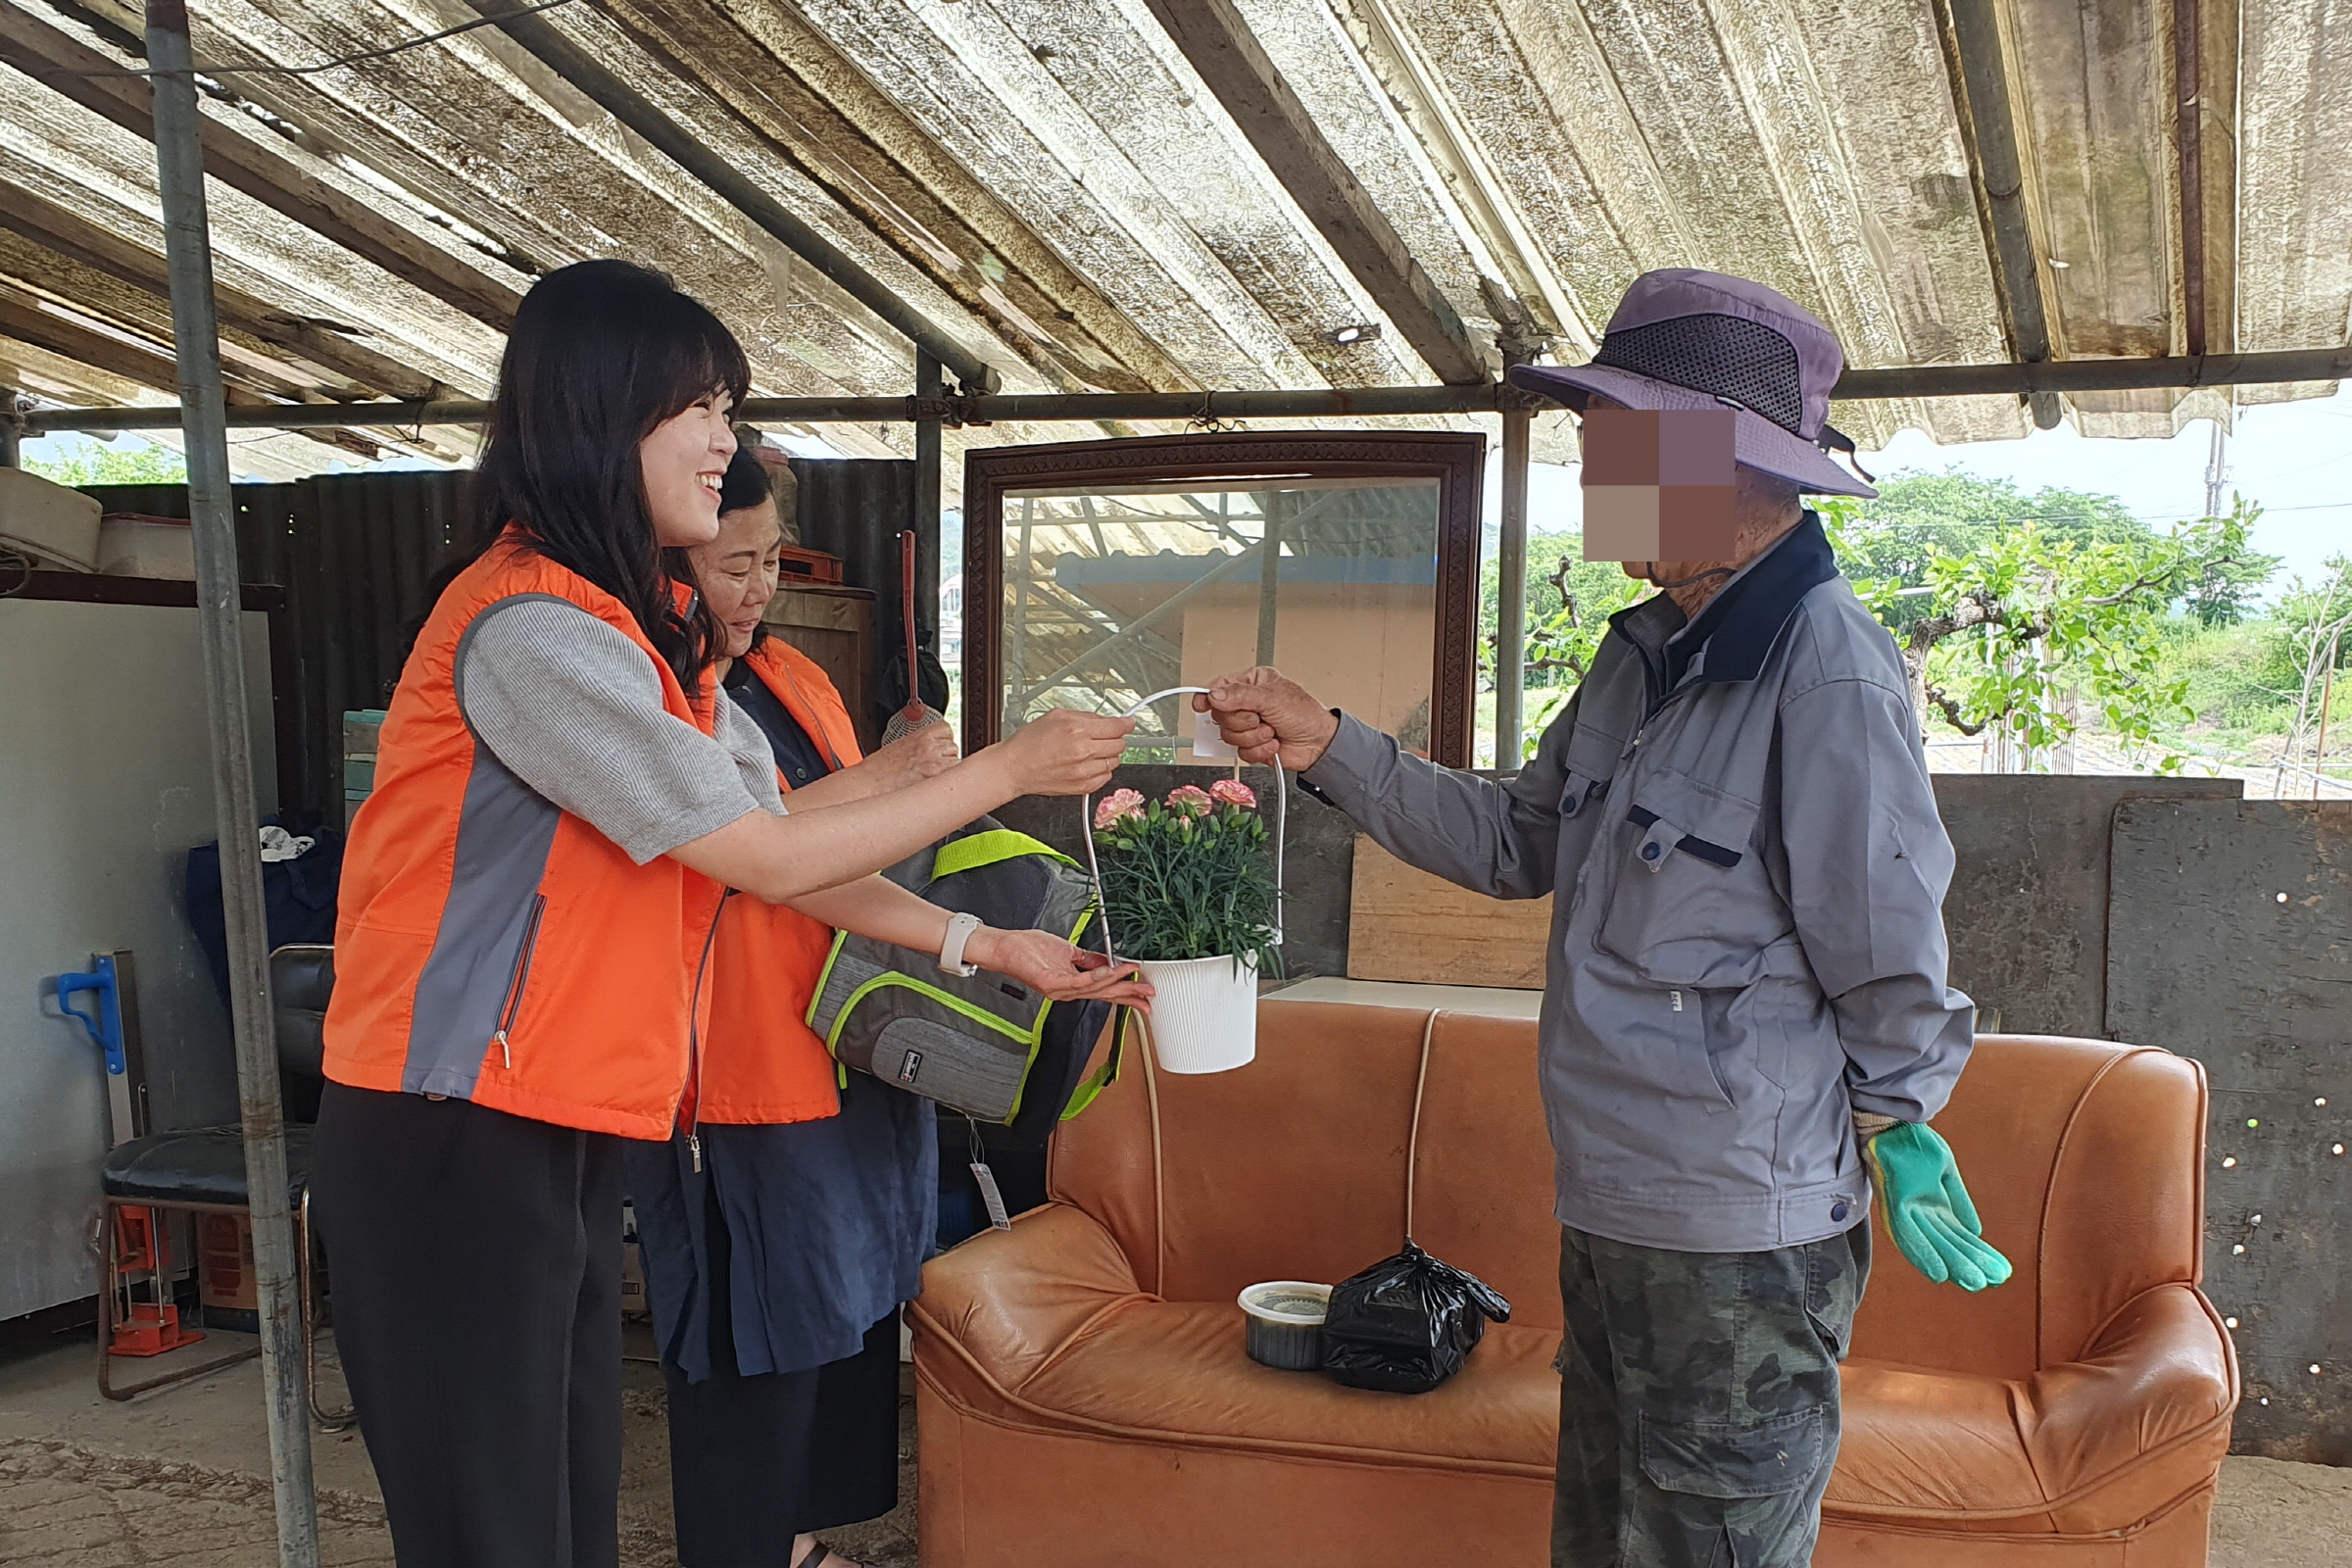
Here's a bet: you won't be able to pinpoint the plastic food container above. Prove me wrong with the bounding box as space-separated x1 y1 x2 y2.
0 465 101 572
97 514 196 580
1239 1280 1331 1371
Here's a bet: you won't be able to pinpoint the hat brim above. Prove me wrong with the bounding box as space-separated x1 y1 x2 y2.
1508 363 1877 500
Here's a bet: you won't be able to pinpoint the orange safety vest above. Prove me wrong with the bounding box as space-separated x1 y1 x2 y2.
322 538 729 1139
691 638 868 1125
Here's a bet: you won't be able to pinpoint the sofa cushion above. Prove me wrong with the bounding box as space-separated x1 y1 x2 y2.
1830 1286 2234 1535
1004 1300 1559 1476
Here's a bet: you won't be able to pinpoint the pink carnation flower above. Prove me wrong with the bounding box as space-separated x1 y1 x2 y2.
1165 784 1215 818
1093 788 1146 830
1208 777 1257 808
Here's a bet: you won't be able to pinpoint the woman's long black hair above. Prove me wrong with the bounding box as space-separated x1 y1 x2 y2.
464 259 752 689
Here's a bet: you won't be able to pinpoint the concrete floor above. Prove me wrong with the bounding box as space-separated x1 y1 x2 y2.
1 1323 2345 1567
0 1323 915 1567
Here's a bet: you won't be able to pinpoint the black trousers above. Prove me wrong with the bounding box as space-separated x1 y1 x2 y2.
663 1174 901 1566
312 1083 624 1568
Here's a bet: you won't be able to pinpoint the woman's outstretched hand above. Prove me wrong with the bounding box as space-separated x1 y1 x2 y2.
987 710 1136 797
970 928 1153 1010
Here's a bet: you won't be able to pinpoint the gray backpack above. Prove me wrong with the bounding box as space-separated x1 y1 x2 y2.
805 820 1126 1143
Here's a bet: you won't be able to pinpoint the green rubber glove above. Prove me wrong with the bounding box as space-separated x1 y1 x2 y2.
1864 1121 2013 1291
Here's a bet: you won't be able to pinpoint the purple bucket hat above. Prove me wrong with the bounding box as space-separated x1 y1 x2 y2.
1508 269 1877 499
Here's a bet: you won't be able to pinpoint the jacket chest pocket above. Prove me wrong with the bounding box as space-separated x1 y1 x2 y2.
1554 718 1625 857
1596 765 1784 986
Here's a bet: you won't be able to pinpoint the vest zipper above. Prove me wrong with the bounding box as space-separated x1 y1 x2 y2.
768 655 849 773
682 892 732 1172
492 894 548 1071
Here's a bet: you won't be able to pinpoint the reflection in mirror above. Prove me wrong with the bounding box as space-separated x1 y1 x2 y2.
999 477 1443 763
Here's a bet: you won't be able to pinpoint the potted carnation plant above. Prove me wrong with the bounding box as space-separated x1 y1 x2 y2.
1091 777 1280 1073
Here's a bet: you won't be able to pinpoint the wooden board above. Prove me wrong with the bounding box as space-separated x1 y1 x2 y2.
764 585 876 750
1346 836 1550 989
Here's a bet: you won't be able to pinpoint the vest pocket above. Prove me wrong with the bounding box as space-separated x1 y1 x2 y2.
492 893 547 1069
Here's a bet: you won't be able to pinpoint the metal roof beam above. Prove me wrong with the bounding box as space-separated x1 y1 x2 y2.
26 346 2352 435
1940 0 2063 428
1136 0 1490 386
0 5 522 331
463 0 1001 394
598 0 1188 398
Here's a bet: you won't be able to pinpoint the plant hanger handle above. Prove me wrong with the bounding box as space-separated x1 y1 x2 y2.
1079 686 1286 967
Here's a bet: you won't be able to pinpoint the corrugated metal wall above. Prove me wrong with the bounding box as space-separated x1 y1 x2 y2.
787 457 924 735
85 461 916 826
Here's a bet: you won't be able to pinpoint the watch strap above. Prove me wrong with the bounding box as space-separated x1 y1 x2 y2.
939 910 984 977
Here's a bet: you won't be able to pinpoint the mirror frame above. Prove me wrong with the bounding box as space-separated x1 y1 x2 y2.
961 429 1486 767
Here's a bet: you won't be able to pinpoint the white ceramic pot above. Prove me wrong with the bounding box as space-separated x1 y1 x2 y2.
1135 953 1258 1074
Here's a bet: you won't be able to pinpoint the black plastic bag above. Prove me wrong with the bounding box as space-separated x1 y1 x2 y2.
1320 1242 1512 1394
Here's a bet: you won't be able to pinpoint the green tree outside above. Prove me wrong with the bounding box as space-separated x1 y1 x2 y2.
22 435 187 487
1491 470 2285 770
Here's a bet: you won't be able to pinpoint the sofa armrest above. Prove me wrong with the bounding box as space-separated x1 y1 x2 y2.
911 1200 1151 1395
2025 1283 2237 1520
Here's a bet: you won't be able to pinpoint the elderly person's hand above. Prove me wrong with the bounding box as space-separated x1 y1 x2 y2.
849 718 958 791
1194 667 1340 771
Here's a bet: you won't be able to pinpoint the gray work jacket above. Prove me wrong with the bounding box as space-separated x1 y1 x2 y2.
1304 514 1974 1252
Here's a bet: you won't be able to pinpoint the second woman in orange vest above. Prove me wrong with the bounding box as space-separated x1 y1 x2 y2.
311 259 1145 1568
634 446 956 1568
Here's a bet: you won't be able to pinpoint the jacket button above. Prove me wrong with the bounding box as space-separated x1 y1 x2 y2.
1561 797 1579 816
1641 841 1663 860
1831 1201 1850 1223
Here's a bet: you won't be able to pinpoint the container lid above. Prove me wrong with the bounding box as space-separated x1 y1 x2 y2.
1238 1281 1331 1325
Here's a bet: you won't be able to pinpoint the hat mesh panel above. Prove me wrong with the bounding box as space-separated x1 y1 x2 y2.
1592 315 1805 434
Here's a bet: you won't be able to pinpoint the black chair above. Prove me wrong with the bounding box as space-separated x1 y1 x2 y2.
96 944 352 1428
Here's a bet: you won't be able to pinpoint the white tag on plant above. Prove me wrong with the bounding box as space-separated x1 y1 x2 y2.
970 1161 1013 1231
1192 707 1238 762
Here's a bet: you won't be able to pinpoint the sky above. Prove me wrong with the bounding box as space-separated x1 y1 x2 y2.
1496 383 2352 596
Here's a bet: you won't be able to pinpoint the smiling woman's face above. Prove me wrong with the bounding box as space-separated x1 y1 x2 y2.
691 498 785 659
639 389 737 548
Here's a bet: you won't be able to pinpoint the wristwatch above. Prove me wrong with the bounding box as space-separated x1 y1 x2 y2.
938 910 984 977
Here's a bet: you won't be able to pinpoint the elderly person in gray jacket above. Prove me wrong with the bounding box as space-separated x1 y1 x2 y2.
1200 270 2010 1568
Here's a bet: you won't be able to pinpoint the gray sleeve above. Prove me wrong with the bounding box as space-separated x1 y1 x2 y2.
1297 700 1573 902
458 597 765 864
713 691 788 816
1776 674 1976 1122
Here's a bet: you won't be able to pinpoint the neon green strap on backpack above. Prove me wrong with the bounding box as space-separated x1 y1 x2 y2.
1058 1009 1136 1120
930 828 1076 882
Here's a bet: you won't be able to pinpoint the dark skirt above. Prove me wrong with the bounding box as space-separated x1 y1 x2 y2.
661 1163 901 1562
631 1075 935 1382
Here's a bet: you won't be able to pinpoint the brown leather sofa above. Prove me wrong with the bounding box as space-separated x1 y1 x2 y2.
910 1001 2235 1566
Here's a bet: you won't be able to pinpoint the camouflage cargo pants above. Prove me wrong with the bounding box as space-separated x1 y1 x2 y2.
1550 1222 1870 1568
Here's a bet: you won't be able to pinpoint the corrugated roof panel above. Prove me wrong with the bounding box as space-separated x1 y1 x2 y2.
2235 0 2352 407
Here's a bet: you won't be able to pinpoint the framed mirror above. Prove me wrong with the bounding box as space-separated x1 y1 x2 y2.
961 431 1485 767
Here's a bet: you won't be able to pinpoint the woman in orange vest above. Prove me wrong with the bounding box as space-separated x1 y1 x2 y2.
310 260 1145 1568
633 446 953 1568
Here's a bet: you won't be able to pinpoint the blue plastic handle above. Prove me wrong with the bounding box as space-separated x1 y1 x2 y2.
44 956 125 1076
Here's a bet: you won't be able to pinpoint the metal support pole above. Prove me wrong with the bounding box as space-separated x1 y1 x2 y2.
2315 633 2338 802
144 6 319 1564
1495 405 1532 767
1255 491 1283 665
913 352 943 696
